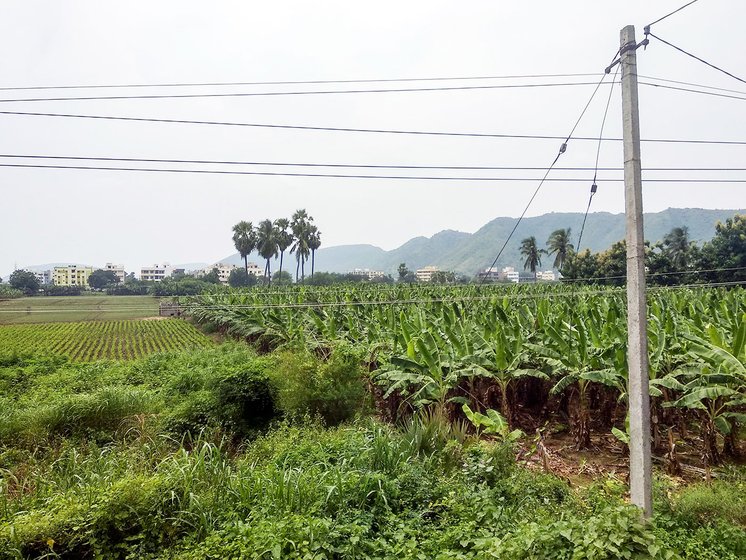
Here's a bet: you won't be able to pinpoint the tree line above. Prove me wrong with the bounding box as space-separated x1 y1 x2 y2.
519 214 745 285
232 209 321 285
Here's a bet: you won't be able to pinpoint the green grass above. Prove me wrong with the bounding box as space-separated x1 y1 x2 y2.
0 319 212 361
0 295 159 324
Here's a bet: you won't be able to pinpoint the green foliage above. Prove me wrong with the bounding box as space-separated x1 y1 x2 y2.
0 284 23 299
462 404 523 442
271 344 368 425
672 481 746 526
8 270 40 295
88 269 119 290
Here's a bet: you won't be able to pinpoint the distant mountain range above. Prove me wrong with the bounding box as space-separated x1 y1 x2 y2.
220 208 745 275
9 209 743 281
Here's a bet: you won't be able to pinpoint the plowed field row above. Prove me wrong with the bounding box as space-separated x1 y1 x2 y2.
0 319 212 361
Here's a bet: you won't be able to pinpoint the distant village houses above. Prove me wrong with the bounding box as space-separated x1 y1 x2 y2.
348 268 385 281
415 265 439 283
476 266 559 283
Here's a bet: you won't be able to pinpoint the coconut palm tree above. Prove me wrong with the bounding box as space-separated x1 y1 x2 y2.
256 219 278 284
274 218 294 280
546 228 574 270
520 236 544 279
291 209 311 282
231 221 256 277
662 226 691 269
308 226 321 278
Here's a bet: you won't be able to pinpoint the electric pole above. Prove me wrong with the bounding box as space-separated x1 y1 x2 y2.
620 24 652 517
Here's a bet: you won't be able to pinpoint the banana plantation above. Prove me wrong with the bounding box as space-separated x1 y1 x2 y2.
185 283 746 465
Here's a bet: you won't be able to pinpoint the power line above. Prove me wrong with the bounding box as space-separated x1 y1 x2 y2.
639 74 746 96
578 65 619 252
3 280 742 314
0 72 604 92
0 81 615 103
4 162 746 182
560 266 746 284
480 70 614 284
2 154 745 172
3 109 745 145
639 80 746 102
646 0 701 28
646 33 746 87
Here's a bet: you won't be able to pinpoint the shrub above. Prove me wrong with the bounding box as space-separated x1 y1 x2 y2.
271 344 367 425
673 481 746 527
0 386 154 445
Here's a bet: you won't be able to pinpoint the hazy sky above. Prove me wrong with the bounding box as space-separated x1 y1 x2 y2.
1 0 745 277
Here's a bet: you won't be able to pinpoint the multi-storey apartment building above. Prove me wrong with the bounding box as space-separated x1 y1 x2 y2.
415 266 439 283
53 265 94 287
348 268 385 280
29 269 52 285
200 263 238 284
140 264 172 282
103 263 126 284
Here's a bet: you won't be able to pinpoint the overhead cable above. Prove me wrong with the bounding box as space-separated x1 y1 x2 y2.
3 153 745 171
0 81 616 103
3 109 745 145
0 72 603 92
646 32 746 87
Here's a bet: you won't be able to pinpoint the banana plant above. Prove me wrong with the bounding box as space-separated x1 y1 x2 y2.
530 313 611 449
678 314 746 459
466 320 546 427
462 404 523 443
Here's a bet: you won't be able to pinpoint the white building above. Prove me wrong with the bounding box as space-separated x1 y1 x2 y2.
140 264 173 282
103 263 126 284
246 262 263 277
415 266 440 283
348 268 385 280
502 266 520 283
536 270 558 281
30 269 52 285
200 263 238 284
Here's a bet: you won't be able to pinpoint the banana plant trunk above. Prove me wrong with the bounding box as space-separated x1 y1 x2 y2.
573 383 592 450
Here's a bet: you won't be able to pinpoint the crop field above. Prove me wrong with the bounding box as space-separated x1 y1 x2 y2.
0 295 159 324
0 284 744 558
186 283 746 461
0 318 212 361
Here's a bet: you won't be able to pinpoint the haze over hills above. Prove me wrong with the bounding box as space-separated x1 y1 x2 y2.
221 208 745 275
8 209 743 281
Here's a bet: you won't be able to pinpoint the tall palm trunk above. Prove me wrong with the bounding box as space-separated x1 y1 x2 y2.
243 255 249 276
311 250 316 278
279 251 284 278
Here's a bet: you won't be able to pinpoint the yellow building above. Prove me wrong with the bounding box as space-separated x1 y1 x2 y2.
53 265 93 287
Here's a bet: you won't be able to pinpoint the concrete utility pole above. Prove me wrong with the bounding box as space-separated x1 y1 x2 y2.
620 24 652 517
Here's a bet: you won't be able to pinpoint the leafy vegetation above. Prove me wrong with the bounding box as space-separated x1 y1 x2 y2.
0 345 743 560
0 319 211 361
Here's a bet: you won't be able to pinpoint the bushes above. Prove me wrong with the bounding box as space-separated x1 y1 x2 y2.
0 386 155 445
672 481 746 527
271 344 368 425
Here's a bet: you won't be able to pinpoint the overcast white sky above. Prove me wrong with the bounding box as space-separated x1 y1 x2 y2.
1 0 745 277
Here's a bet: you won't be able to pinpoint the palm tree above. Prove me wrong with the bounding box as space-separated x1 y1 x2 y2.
231 221 256 276
256 219 278 284
520 236 544 279
308 226 321 278
546 228 574 270
662 226 691 269
291 209 311 282
274 218 293 280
